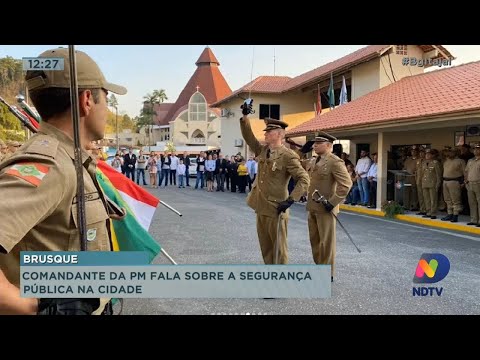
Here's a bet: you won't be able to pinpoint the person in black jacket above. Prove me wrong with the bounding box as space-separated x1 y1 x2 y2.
216 153 227 191
124 147 137 182
228 155 239 193
183 152 191 187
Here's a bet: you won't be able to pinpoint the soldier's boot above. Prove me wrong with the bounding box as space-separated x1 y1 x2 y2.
450 215 459 223
441 214 453 221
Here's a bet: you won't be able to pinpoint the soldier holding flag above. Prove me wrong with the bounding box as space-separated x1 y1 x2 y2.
0 47 126 315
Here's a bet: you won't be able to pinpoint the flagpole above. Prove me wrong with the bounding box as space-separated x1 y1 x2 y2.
161 249 177 265
160 200 182 217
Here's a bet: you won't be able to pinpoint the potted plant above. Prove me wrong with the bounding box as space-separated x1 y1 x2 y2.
381 200 405 218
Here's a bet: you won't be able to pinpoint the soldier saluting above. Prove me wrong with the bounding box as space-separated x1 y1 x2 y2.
239 101 309 264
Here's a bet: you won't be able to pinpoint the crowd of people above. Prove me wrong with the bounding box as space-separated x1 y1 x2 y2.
331 144 480 226
106 148 259 194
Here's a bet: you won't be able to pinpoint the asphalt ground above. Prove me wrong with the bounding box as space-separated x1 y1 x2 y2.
120 184 480 315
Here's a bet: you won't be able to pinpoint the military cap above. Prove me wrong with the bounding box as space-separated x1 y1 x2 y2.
263 117 288 131
26 48 127 95
314 131 337 143
474 144 480 149
425 148 432 153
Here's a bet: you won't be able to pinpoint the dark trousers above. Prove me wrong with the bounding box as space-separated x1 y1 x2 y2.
369 180 377 207
136 169 146 185
170 170 177 185
216 173 225 190
161 169 170 186
238 175 247 193
225 173 230 190
230 173 237 192
185 168 190 186
126 166 135 182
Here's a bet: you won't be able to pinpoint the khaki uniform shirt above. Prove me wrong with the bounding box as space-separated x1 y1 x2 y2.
415 158 424 184
403 157 418 175
465 157 480 182
0 122 111 289
240 118 310 217
306 153 353 214
443 158 465 178
421 160 442 188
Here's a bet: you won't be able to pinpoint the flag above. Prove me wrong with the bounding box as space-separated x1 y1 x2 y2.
18 108 40 130
96 160 161 263
315 84 322 115
327 73 335 109
14 100 161 263
339 76 348 106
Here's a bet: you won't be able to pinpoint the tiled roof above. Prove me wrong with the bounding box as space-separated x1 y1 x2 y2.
284 45 391 91
153 103 174 126
212 45 455 107
164 47 232 122
287 61 480 136
196 47 220 65
210 76 291 107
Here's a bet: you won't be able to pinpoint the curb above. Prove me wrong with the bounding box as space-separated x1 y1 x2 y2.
339 204 480 236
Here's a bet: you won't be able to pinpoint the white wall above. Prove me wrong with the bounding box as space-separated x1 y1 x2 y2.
351 58 380 100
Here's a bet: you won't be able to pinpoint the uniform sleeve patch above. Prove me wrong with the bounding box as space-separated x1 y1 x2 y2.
5 163 50 186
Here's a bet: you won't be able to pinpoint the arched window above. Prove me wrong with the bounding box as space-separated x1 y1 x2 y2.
189 91 207 121
191 129 205 144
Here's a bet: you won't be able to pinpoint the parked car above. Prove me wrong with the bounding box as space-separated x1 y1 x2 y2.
188 157 197 177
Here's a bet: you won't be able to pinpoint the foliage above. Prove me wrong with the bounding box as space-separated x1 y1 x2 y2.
164 141 175 152
108 94 118 109
381 201 405 218
135 89 168 137
0 56 25 102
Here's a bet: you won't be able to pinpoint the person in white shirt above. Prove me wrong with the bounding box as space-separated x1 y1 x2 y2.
170 152 179 186
136 150 147 185
355 150 372 206
177 159 186 188
111 151 123 173
367 153 378 208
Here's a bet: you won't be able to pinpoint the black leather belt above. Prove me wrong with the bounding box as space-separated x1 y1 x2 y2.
443 177 463 182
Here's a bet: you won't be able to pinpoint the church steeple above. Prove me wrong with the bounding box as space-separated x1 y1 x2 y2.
195 47 220 66
164 46 232 122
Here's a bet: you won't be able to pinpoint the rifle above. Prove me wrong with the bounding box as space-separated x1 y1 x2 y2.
0 95 38 133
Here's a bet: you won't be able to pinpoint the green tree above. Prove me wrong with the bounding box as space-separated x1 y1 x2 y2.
141 89 168 148
0 56 25 102
108 94 119 149
121 114 134 130
164 141 176 153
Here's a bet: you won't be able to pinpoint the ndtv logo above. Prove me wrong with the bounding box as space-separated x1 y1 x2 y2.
412 253 450 297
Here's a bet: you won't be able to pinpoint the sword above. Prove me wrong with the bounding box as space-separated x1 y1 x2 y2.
274 213 283 264
312 190 362 253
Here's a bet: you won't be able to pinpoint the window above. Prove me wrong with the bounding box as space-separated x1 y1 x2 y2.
189 91 207 121
259 104 280 120
395 45 408 56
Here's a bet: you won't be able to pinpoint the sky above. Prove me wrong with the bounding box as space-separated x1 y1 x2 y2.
1 45 479 117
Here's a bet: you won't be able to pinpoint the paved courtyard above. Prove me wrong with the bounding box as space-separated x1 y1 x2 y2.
121 185 480 315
